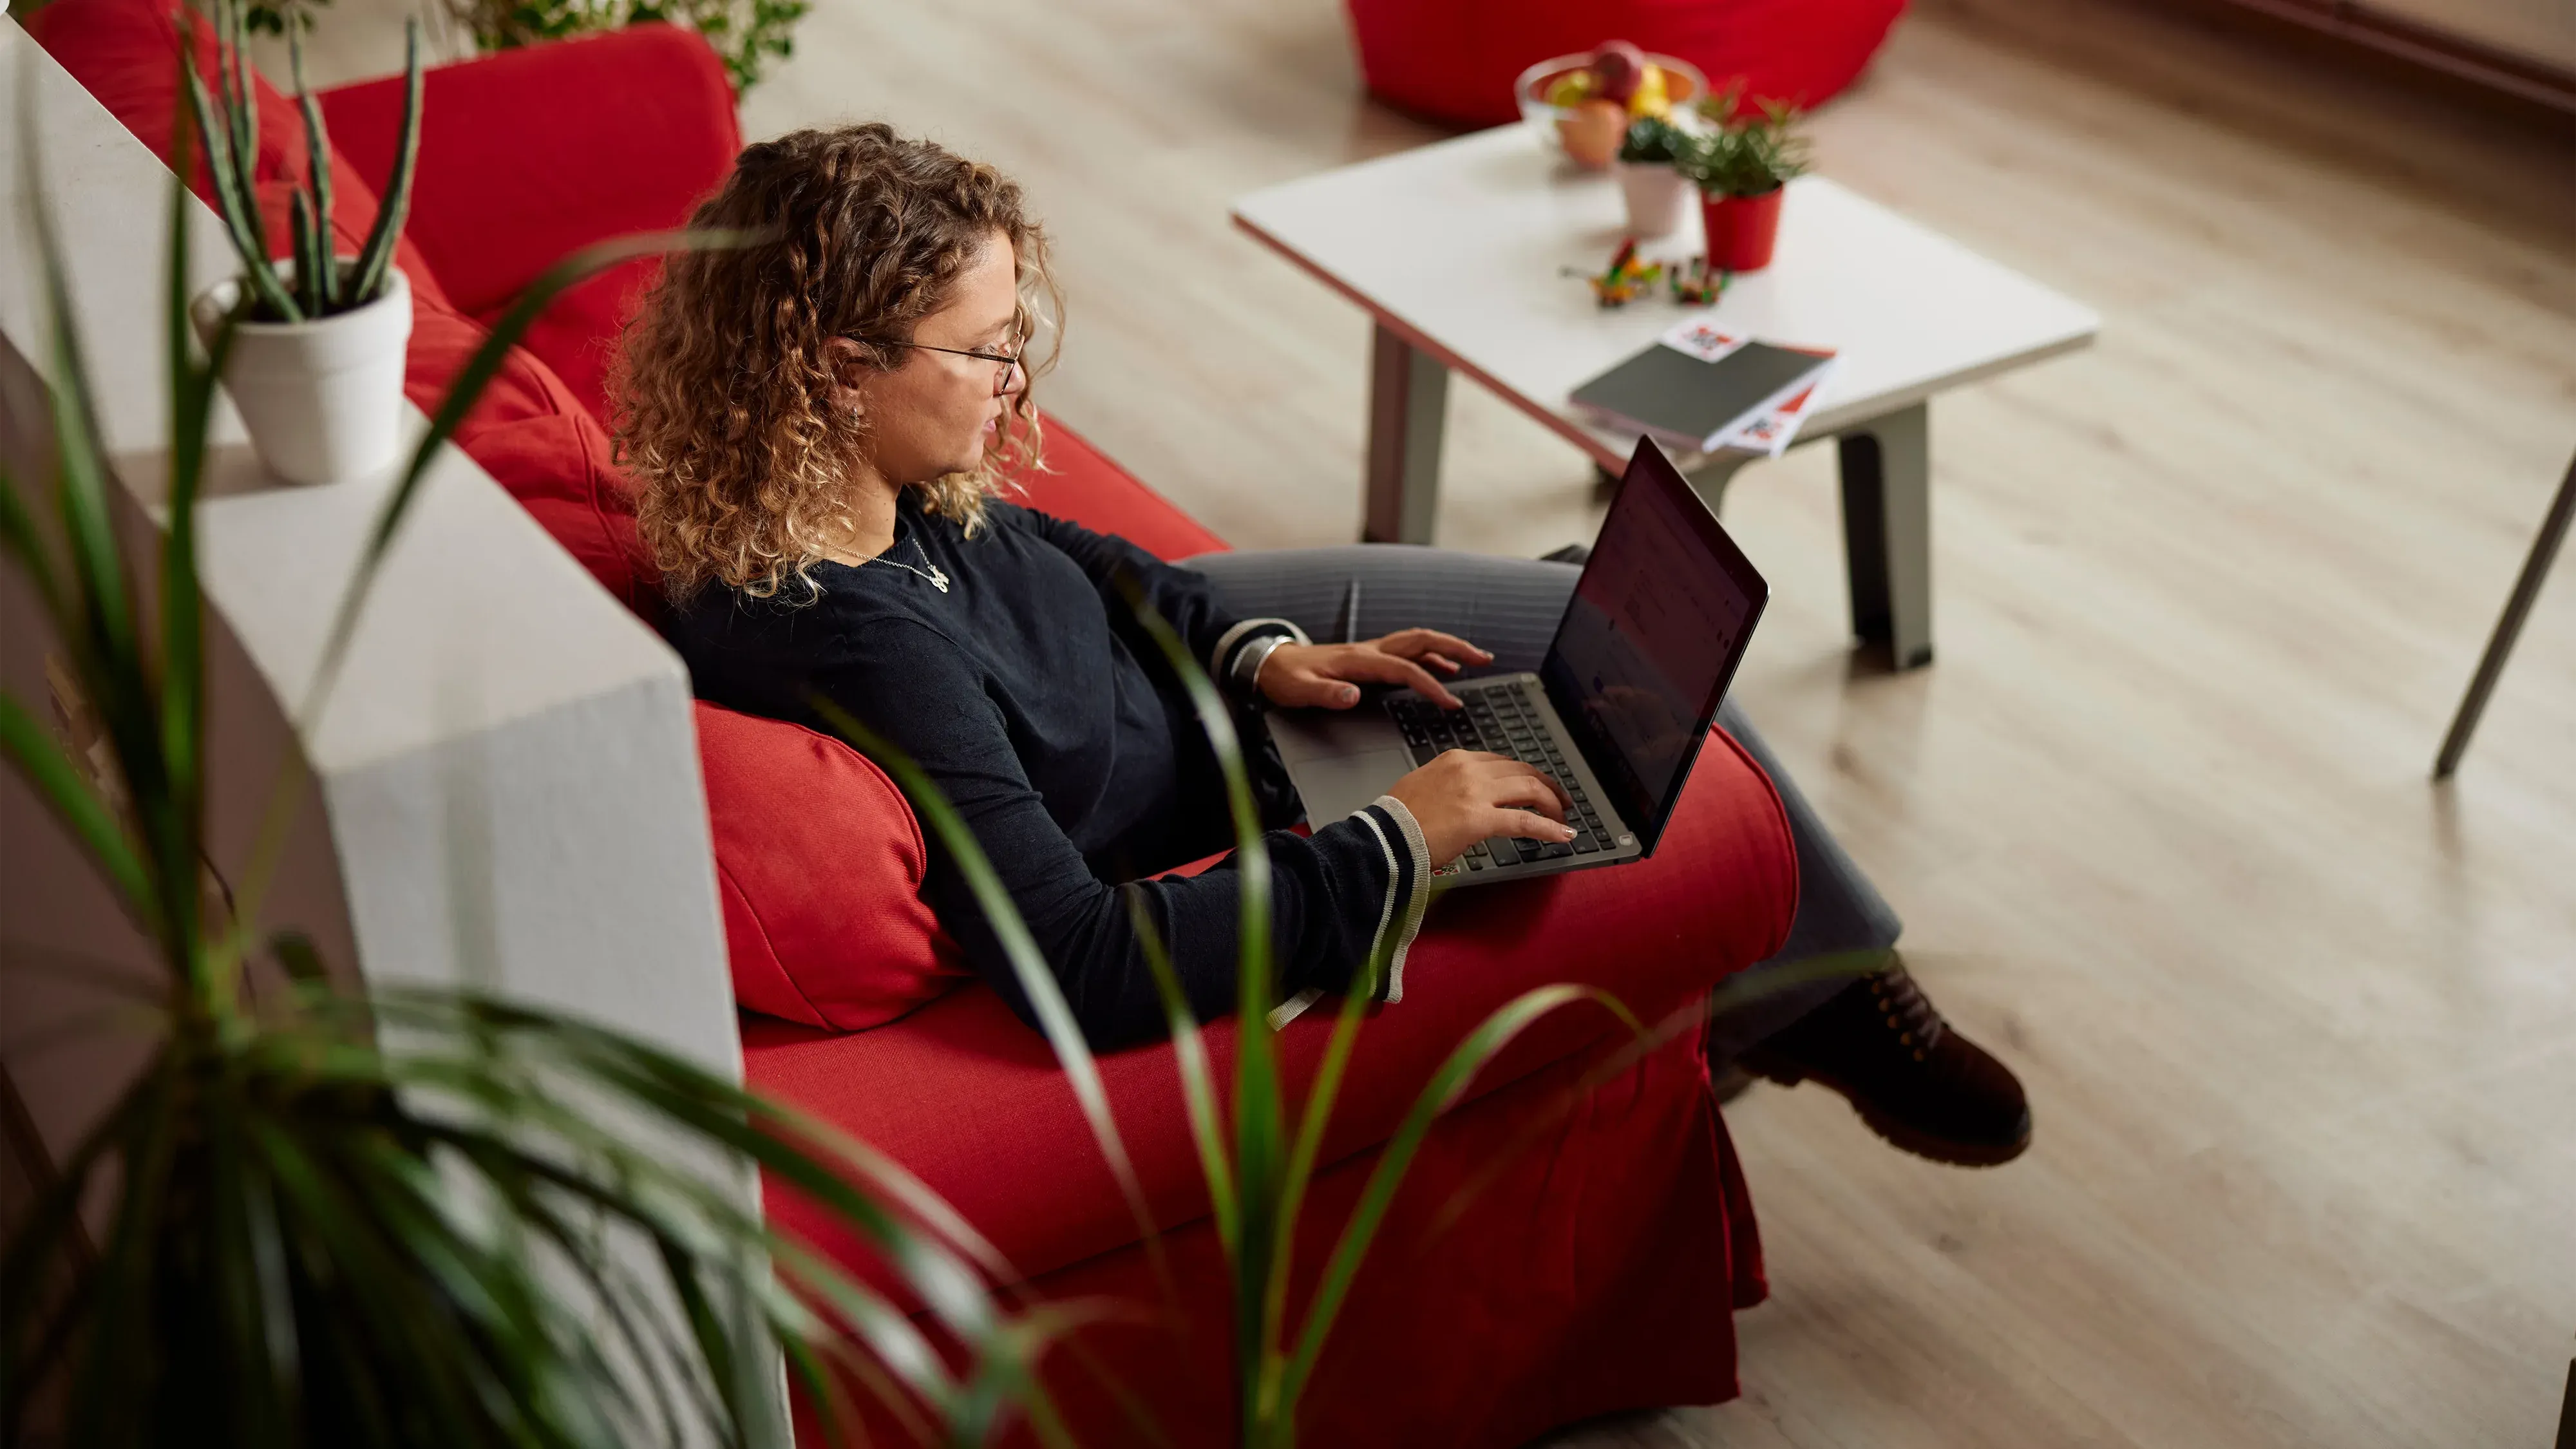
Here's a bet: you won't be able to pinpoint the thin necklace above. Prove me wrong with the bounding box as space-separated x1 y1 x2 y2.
860 536 950 592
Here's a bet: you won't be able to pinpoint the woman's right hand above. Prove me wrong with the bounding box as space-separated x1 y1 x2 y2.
1385 750 1575 864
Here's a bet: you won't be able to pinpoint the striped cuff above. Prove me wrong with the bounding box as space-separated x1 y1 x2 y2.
1353 795 1433 1006
1265 795 1434 1031
1211 618 1309 695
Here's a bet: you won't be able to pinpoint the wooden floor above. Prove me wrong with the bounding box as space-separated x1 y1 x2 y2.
316 0 2576 1443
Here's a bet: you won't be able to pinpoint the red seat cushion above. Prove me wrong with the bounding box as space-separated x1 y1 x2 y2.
316 24 744 423
1342 0 1909 128
748 721 1795 1302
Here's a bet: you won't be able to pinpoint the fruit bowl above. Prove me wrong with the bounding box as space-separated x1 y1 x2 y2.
1515 50 1709 169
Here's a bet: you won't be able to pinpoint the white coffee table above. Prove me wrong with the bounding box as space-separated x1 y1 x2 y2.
1231 126 2100 668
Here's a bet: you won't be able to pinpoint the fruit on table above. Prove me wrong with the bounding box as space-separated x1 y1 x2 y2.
1590 40 1646 104
1541 43 1678 131
1628 63 1670 119
1559 99 1629 169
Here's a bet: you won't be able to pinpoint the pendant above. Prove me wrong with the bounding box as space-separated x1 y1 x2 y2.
929 566 951 593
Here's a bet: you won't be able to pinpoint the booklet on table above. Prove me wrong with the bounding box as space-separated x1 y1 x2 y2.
1570 317 1839 457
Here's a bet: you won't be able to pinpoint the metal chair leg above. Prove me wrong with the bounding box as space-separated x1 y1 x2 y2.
2434 449 2576 780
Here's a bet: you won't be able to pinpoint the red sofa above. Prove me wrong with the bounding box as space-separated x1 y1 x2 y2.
37 6 1803 1443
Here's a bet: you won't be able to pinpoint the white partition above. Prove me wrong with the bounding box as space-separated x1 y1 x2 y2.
0 18 742 1225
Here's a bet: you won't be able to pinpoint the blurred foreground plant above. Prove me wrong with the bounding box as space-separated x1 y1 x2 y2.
0 48 1060 1449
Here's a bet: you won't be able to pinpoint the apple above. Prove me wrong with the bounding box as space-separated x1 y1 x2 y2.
1589 40 1647 104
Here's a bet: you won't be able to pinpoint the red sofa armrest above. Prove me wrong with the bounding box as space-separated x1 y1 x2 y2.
317 24 741 318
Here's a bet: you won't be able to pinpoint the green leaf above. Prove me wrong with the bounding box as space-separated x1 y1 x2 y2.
1254 936 1385 1422
290 189 323 319
159 86 226 851
1124 888 1236 1259
0 459 67 632
0 1058 167 1423
346 19 421 307
179 39 299 322
1101 587 1283 1431
24 15 205 985
801 697 1171 1299
289 28 339 312
204 1092 298 1446
245 1118 538 1447
1273 984 1639 1419
0 694 151 914
62 1052 182 1448
268 929 329 986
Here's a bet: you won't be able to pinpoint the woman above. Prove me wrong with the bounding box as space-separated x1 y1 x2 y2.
617 125 2028 1164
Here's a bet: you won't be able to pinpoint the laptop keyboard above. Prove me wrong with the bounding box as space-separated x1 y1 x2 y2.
1387 681 1620 873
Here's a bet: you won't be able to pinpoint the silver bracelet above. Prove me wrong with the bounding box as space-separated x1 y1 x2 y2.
1233 632 1295 694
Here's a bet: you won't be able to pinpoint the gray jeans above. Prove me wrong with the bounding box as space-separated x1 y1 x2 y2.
1187 544 1901 1055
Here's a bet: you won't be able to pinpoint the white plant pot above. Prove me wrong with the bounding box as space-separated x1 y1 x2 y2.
1613 160 1694 238
190 262 412 486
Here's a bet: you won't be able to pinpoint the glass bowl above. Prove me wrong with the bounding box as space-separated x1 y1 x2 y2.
1514 52 1711 162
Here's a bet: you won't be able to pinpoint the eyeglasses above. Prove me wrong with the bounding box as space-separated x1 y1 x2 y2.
860 337 1026 392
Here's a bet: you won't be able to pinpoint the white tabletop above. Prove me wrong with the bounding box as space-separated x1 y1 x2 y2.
1233 125 2100 469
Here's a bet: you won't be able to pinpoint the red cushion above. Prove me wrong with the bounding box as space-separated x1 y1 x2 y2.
29 0 451 313
696 702 970 1030
386 297 660 614
747 721 1796 1303
316 26 739 319
317 24 743 420
1342 0 1909 128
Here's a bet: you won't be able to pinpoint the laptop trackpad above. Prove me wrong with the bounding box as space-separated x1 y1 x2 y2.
1290 748 1416 824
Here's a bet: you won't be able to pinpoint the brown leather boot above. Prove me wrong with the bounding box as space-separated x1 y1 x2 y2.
1734 963 2032 1168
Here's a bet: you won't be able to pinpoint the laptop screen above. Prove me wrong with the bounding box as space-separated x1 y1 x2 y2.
1540 439 1768 853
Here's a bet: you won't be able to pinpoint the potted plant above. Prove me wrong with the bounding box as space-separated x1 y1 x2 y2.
183 2 422 484
1612 115 1692 238
1678 90 1810 273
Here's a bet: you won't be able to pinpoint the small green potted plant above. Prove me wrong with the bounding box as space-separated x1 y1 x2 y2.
1611 113 1691 238
183 1 424 484
1678 88 1809 272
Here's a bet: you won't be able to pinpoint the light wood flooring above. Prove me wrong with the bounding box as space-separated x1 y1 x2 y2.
306 0 2576 1443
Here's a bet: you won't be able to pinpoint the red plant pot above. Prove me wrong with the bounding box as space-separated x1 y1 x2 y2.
1700 187 1785 272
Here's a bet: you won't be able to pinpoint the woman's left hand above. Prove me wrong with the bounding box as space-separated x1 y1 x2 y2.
1255 629 1493 710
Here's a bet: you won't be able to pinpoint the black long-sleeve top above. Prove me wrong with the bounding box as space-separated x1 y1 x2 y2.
665 492 1430 1049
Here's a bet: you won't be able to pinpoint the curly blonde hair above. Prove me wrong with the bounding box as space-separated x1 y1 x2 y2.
612 124 1057 600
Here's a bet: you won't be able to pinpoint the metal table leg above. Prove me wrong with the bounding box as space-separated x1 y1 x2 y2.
1363 321 1448 544
1837 402 1935 669
2434 449 2575 779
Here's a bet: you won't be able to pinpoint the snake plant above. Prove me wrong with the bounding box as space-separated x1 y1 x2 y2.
0 44 1061 1449
180 0 421 323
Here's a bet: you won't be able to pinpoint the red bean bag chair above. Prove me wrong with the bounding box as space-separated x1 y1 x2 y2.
1344 0 1909 126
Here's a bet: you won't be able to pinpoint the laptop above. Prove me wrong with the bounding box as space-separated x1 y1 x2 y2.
1267 437 1769 884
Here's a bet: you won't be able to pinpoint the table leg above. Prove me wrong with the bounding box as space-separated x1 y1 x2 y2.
1365 321 1448 544
1837 402 1935 669
2433 448 2575 779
